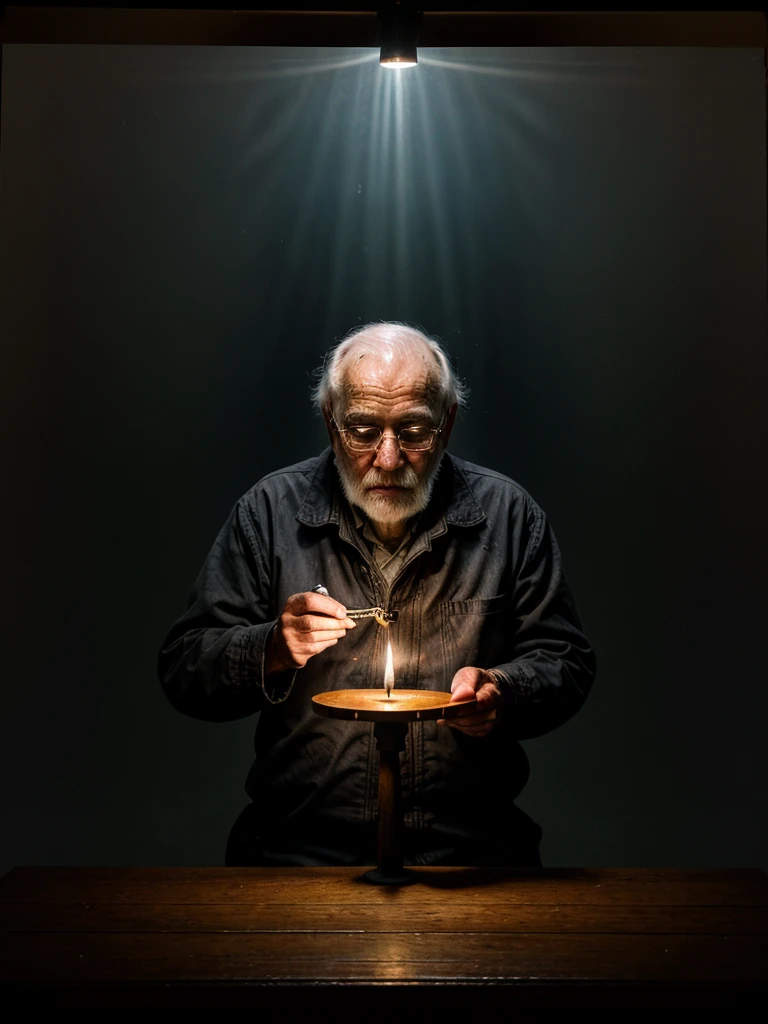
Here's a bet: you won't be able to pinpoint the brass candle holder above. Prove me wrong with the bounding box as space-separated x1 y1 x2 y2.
311 687 477 885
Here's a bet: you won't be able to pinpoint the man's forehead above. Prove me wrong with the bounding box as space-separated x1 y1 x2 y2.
341 371 438 414
344 374 434 401
341 346 436 390
343 399 434 421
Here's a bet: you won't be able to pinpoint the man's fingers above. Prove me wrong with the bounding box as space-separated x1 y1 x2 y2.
441 707 497 733
284 627 347 648
447 707 497 724
450 680 477 704
442 666 503 736
307 629 347 644
281 635 341 669
291 614 356 634
449 670 502 711
280 617 353 663
473 681 501 707
287 591 349 620
438 717 495 737
450 665 482 694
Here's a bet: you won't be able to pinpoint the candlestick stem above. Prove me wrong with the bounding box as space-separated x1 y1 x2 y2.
362 721 415 885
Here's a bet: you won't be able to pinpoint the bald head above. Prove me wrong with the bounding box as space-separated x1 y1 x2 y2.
312 321 467 420
335 325 443 414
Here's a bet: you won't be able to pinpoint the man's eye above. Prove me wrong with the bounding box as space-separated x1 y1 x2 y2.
348 426 380 441
400 426 431 442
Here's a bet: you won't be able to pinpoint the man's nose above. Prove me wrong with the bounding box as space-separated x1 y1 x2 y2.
373 432 404 470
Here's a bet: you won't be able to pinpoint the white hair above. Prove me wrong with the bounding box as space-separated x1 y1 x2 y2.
310 321 469 417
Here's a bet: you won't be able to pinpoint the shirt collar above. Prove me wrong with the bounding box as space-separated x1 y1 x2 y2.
296 448 486 530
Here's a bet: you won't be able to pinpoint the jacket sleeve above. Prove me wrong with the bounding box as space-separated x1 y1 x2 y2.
491 509 596 740
157 496 296 722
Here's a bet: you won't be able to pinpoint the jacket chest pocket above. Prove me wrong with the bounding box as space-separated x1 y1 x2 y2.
439 593 512 687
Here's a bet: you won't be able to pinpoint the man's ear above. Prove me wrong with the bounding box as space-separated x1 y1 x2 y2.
441 403 458 449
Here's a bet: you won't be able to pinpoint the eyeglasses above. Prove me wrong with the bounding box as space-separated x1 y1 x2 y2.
332 419 442 454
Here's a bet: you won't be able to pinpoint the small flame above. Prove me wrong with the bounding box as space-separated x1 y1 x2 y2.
384 639 394 697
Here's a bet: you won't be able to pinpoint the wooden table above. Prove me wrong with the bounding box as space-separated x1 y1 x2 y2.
1 866 766 1008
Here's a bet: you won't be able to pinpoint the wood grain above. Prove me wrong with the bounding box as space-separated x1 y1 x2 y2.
1 867 765 1008
1 931 765 984
2 867 766 906
3 901 767 935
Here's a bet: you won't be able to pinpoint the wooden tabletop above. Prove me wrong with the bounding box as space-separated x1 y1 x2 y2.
1 866 766 1008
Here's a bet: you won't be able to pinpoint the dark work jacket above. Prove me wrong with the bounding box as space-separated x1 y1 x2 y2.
158 449 596 866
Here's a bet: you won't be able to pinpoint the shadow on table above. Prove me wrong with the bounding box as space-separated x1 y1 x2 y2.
352 866 616 890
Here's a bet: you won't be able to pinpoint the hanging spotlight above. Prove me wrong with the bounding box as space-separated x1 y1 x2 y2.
378 1 422 70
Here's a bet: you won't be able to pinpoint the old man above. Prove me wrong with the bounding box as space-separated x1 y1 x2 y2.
158 322 596 866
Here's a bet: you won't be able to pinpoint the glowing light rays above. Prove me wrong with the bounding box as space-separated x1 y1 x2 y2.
265 58 369 319
392 70 412 313
323 59 379 339
227 47 556 346
410 70 462 328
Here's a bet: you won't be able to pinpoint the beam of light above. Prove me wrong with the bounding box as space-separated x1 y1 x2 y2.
228 46 563 363
124 49 379 86
215 45 559 345
359 54 392 314
392 67 410 312
253 54 380 324
325 58 379 337
408 64 460 329
242 52 379 80
419 49 685 87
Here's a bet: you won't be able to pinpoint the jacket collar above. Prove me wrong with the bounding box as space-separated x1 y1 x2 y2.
296 448 486 530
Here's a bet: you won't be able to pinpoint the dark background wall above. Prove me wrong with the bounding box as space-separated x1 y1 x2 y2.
1 45 766 874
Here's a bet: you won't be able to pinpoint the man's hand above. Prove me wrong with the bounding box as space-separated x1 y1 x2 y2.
266 592 356 674
440 666 503 738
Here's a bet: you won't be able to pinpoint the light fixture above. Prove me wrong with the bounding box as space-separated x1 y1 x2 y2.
378 2 421 69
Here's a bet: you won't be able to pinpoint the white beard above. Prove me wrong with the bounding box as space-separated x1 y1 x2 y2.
335 454 442 527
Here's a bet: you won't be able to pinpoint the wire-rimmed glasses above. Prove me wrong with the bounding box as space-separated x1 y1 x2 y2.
332 420 442 454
